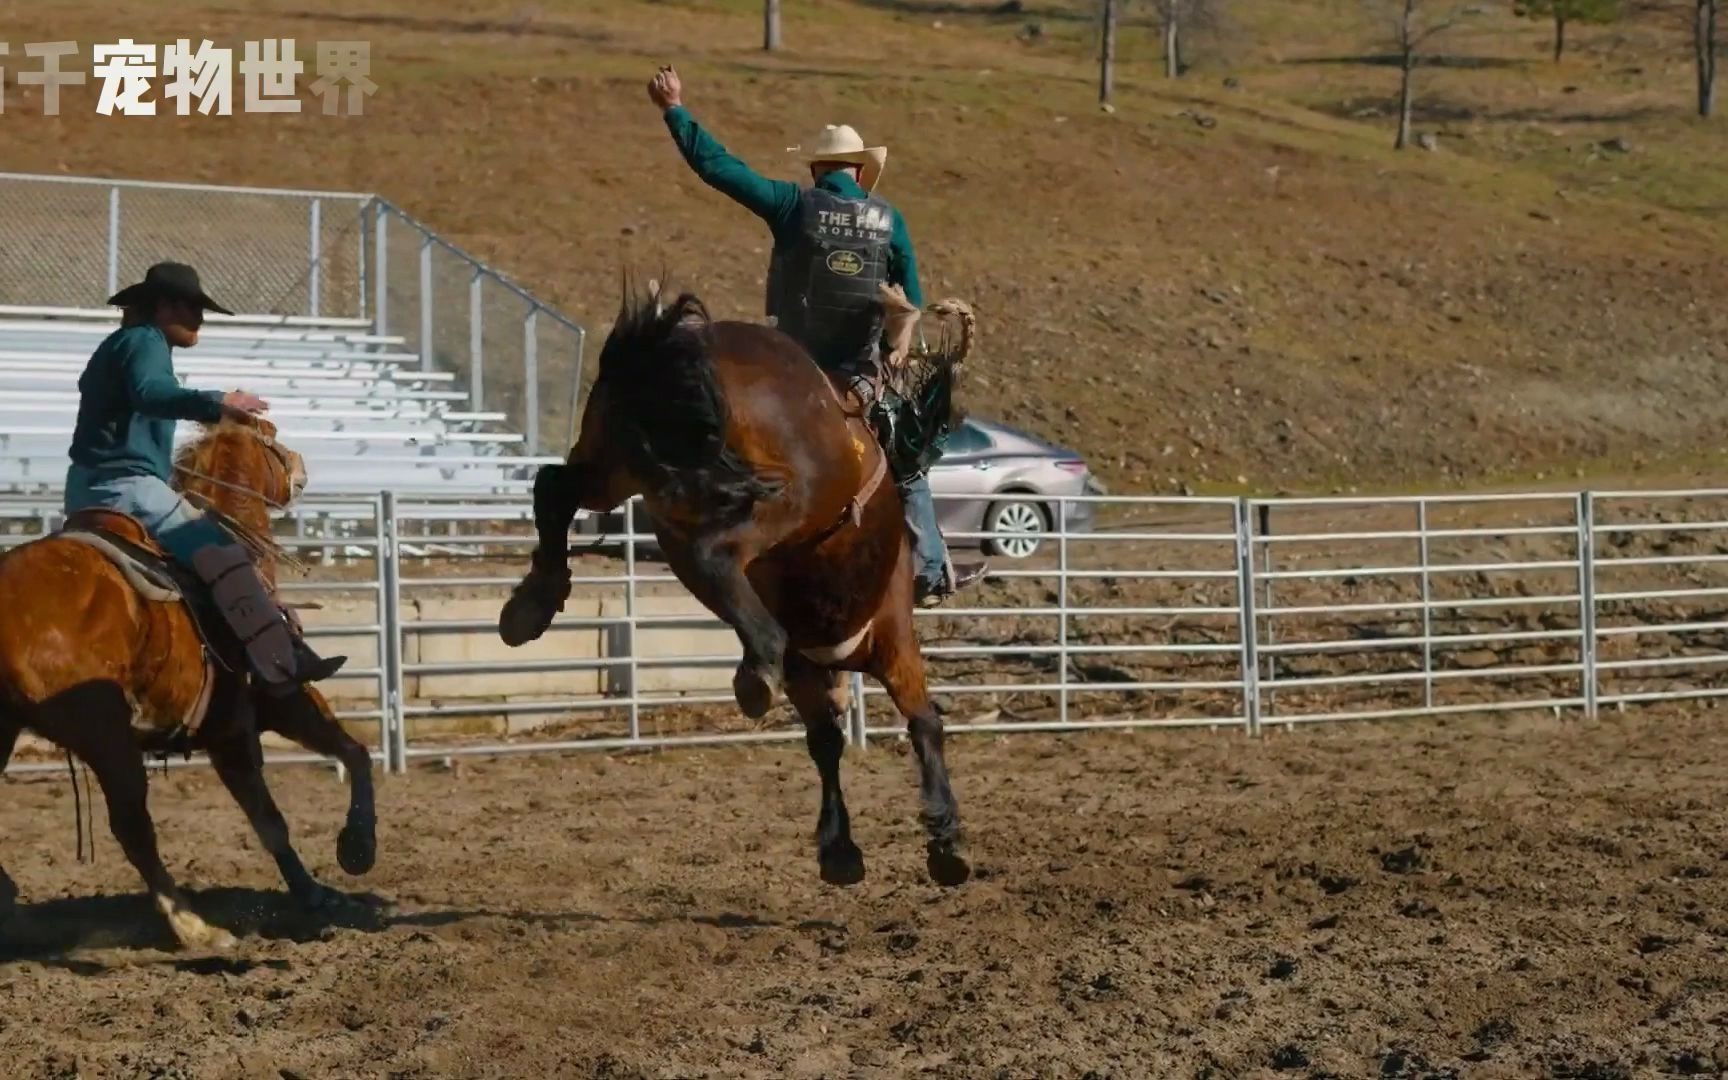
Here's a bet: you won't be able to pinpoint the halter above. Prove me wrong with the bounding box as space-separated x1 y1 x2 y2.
172 423 294 512
171 423 308 574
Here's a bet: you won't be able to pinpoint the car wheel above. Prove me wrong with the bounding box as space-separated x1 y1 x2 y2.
983 497 1049 559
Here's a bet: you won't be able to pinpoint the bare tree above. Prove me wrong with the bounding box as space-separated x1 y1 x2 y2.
1149 0 1228 77
1368 0 1476 149
1100 0 1121 104
765 0 782 52
1512 0 1623 63
1695 0 1718 117
1635 0 1718 116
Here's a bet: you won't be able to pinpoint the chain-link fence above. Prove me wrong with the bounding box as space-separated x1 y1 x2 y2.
0 173 587 459
0 172 369 319
362 201 585 457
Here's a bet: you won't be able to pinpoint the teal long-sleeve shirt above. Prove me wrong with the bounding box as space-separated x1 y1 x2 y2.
68 324 226 482
661 105 924 309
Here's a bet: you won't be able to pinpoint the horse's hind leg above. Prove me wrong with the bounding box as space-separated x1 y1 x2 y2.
785 655 865 886
45 691 237 950
868 604 971 888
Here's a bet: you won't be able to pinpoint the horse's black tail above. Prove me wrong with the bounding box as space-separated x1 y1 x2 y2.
596 279 783 525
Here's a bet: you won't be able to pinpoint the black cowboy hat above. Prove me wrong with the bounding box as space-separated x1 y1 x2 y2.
106 261 235 316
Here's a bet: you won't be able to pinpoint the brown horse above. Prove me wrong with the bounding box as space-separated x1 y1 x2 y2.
499 280 975 887
0 419 376 951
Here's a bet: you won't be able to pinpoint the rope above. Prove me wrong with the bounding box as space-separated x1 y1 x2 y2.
181 489 310 577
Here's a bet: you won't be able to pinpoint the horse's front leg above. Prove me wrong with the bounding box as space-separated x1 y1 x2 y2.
43 686 236 949
254 687 376 876
499 462 582 646
207 729 351 911
658 525 788 720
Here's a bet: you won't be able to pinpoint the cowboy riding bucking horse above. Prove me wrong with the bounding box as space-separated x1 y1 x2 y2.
649 65 988 607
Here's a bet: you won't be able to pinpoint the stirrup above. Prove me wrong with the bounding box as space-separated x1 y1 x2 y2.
915 560 989 609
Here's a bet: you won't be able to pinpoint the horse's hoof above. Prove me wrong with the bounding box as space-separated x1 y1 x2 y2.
926 843 972 888
733 664 777 720
178 923 238 952
206 927 240 951
819 842 867 887
497 592 554 647
337 824 376 876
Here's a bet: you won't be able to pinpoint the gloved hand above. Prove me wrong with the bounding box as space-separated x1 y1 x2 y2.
878 282 921 370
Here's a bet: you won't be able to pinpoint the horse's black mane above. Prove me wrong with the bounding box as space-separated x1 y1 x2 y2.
597 278 783 523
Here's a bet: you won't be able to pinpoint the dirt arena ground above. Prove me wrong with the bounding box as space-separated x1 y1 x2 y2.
4 706 1728 1079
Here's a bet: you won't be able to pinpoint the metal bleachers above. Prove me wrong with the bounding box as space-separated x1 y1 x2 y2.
0 173 590 506
0 305 552 496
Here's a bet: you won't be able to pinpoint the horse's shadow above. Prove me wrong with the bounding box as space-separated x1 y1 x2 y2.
383 904 838 935
0 885 392 968
2 888 842 973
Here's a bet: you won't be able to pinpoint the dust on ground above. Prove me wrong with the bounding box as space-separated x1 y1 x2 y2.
4 706 1728 1078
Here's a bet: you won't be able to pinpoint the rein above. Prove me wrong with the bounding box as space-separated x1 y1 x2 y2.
171 425 308 575
173 463 286 511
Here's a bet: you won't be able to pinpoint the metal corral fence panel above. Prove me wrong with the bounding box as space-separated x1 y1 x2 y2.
3 487 1728 776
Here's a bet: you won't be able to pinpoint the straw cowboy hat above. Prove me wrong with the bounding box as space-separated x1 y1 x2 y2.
791 124 887 193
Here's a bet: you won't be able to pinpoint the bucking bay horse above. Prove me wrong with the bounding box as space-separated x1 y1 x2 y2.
499 279 977 888
0 418 377 951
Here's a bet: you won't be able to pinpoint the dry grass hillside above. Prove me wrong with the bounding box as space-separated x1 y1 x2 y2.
5 0 1726 495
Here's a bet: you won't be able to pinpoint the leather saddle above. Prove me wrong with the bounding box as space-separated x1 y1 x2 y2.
58 508 243 674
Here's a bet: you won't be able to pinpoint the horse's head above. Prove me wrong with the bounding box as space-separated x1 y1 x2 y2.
171 417 307 523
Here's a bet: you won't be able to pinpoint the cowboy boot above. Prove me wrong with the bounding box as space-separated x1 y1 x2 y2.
271 595 344 692
191 543 346 696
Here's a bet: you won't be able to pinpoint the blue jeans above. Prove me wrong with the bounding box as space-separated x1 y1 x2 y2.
63 464 231 568
901 474 947 589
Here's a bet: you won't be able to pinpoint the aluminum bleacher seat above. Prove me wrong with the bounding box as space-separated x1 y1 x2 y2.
0 305 551 498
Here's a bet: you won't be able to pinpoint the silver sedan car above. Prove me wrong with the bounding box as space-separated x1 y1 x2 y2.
590 417 1101 561
928 417 1103 559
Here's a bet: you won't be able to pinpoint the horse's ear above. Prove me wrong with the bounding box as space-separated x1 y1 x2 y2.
647 278 664 318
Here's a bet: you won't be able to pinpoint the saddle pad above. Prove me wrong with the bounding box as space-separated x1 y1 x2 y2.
55 529 221 740
58 529 182 602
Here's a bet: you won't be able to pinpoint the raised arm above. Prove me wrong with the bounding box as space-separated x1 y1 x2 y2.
649 66 798 228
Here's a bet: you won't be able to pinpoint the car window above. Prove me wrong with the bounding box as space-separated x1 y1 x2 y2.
941 422 993 457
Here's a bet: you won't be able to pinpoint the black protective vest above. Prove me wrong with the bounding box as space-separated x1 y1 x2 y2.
768 187 894 374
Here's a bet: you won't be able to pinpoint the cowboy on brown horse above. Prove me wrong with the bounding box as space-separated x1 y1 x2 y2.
1 346 379 948
648 65 988 607
61 261 344 694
